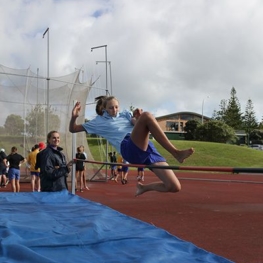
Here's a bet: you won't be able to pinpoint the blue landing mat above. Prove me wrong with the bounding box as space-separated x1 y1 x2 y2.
0 191 233 263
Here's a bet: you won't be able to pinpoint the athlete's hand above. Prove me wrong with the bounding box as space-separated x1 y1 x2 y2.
133 108 143 119
72 101 81 118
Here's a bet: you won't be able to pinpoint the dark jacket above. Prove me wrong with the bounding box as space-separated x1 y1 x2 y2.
38 145 70 192
0 151 7 171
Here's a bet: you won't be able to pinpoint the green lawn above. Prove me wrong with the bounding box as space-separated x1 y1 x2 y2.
2 135 262 168
87 138 263 168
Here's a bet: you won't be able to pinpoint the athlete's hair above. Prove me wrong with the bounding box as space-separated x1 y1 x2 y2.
95 96 118 115
95 96 107 115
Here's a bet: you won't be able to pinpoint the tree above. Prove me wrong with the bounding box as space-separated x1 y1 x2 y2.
212 99 227 121
243 99 258 144
224 87 243 129
184 119 200 140
212 87 243 129
258 116 263 129
249 130 263 144
4 114 24 136
195 120 237 143
26 104 60 137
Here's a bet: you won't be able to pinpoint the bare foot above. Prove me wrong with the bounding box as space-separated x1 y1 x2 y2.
174 148 194 163
85 186 90 190
135 182 144 197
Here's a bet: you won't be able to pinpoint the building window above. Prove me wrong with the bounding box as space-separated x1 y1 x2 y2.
166 121 178 131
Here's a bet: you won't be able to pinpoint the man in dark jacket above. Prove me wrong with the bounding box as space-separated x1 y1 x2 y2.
37 131 73 192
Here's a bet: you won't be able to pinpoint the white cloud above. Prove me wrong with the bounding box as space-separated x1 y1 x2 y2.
1 0 263 124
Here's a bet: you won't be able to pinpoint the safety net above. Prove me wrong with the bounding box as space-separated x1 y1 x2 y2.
0 64 99 179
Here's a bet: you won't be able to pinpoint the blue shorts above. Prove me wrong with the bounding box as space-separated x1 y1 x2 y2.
31 172 40 177
120 135 166 165
8 168 20 180
0 168 7 175
137 167 144 172
121 166 129 172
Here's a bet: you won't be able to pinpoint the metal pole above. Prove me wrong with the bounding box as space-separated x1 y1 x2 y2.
91 45 108 95
96 61 112 95
91 45 109 178
43 27 50 134
71 100 77 194
36 68 39 143
105 46 108 95
201 96 209 124
201 99 204 124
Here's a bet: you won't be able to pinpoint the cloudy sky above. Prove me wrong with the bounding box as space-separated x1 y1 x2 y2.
1 0 263 121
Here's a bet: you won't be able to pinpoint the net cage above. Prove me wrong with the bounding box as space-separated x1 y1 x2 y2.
0 64 103 181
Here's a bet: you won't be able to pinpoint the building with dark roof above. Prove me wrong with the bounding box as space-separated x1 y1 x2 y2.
155 112 247 144
155 111 210 132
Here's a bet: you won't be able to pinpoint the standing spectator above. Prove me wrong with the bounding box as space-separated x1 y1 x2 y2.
38 131 73 192
6 147 26 192
79 145 89 190
112 152 117 162
35 141 46 171
112 151 118 180
38 142 46 151
75 146 87 192
115 154 123 183
25 148 33 177
108 152 117 180
0 148 8 187
121 159 129 185
108 152 113 178
137 167 145 182
27 144 41 192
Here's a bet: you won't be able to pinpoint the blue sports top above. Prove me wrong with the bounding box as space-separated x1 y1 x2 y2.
82 110 133 153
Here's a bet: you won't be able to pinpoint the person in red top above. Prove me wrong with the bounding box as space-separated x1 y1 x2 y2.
38 142 46 151
7 146 26 192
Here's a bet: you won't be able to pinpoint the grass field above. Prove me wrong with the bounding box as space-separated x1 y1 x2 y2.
2 135 262 168
87 138 263 168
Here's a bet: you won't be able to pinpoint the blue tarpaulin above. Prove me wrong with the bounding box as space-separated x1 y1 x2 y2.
0 191 233 263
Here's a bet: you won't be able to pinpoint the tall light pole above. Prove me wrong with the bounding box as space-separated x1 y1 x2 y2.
36 68 39 143
96 61 112 95
91 45 108 95
91 45 109 179
43 27 50 134
201 96 210 124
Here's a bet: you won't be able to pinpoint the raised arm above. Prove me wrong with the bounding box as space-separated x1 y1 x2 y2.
69 101 85 133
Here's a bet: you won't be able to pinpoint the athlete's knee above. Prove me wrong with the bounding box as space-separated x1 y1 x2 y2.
140 111 154 120
167 181 181 193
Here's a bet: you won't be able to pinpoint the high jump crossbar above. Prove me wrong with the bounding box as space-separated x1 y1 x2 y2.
74 159 263 174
